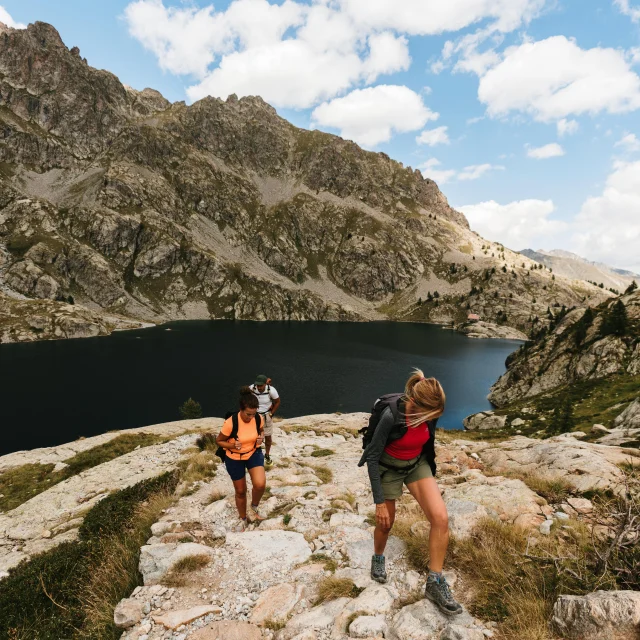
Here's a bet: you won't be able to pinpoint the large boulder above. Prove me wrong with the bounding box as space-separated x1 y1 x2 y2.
470 435 640 493
463 411 507 431
441 471 546 527
599 398 640 446
551 591 640 639
250 583 304 625
444 498 490 538
138 542 215 585
224 530 311 573
388 599 483 640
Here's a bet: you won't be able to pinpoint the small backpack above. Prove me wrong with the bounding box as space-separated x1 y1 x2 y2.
359 393 404 450
216 412 262 461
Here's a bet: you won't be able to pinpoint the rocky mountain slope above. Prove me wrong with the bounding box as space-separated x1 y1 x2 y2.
0 21 610 342
1 413 638 639
488 290 639 406
520 249 639 293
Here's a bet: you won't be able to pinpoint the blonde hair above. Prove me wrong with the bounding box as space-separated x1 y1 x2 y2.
404 369 445 428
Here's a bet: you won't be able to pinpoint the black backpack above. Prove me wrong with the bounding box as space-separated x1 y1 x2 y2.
359 393 404 450
216 411 262 461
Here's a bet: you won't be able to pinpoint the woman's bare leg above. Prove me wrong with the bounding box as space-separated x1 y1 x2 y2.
373 499 396 555
247 464 266 507
406 477 449 572
232 477 248 519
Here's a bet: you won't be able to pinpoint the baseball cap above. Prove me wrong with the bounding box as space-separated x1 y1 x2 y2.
255 374 268 385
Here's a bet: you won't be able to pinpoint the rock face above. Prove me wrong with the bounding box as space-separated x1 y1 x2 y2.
521 248 640 292
0 431 200 575
467 435 640 493
598 398 640 446
0 21 608 341
457 321 528 341
489 291 640 406
551 591 640 639
462 411 507 431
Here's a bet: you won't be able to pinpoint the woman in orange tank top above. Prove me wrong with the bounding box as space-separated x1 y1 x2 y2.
217 387 267 532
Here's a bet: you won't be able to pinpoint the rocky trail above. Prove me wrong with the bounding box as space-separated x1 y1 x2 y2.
87 413 637 640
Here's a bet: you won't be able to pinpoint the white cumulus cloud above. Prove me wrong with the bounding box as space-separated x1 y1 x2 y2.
124 0 549 116
527 143 565 159
419 158 457 184
458 163 505 180
571 160 640 272
0 5 26 29
615 0 640 22
311 85 437 148
615 133 640 152
341 0 546 34
459 199 567 251
416 126 450 146
419 159 503 184
557 118 579 137
478 36 640 122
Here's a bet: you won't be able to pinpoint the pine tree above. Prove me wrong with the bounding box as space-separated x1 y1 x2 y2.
625 280 638 295
549 396 574 434
601 300 628 337
179 398 203 420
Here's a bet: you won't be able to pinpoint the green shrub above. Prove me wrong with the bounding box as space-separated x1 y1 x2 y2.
0 472 180 640
80 471 179 541
196 433 217 451
311 449 334 457
179 398 203 420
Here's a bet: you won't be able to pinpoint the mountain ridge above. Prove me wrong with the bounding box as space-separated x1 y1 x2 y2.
0 20 611 342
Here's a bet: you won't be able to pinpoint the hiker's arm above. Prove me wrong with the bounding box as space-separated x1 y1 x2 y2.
364 408 395 505
270 396 281 415
216 431 241 450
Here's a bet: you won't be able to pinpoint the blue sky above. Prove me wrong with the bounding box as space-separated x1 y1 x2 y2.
3 0 640 271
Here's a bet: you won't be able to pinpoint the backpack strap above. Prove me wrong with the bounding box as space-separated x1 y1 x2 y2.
255 413 262 435
230 413 240 440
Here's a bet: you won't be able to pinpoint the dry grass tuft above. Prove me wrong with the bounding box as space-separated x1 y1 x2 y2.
205 490 225 505
180 451 218 484
519 474 574 503
311 448 334 457
309 464 333 484
315 577 362 604
263 619 286 630
162 554 211 587
308 553 338 572
78 490 174 638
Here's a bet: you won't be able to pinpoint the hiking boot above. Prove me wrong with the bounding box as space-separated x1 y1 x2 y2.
265 454 273 467
249 504 266 521
424 576 463 615
371 554 387 583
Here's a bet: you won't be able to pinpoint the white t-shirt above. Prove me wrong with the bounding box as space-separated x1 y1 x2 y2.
250 384 280 414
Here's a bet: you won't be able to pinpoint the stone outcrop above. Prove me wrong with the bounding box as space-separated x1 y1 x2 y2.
0 21 609 342
489 290 640 406
0 430 208 575
464 434 640 493
456 321 528 341
462 411 507 431
551 591 640 639
597 398 640 446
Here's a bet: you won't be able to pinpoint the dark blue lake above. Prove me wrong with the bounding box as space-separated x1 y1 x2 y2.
0 321 520 455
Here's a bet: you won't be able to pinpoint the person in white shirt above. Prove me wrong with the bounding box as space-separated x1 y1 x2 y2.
249 374 281 466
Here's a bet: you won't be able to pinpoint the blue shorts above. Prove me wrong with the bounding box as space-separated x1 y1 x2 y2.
224 449 264 481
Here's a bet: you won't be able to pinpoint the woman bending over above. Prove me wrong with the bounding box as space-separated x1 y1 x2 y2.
217 386 267 532
358 370 462 615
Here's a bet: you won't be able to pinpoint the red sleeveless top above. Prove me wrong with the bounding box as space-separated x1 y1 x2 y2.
384 417 430 460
